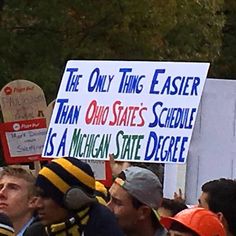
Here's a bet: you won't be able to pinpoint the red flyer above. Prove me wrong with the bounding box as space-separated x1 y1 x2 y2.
0 118 48 164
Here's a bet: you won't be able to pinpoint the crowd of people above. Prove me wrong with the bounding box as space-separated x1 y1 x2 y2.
0 156 235 236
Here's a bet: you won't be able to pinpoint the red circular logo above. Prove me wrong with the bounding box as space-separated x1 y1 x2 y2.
4 86 13 95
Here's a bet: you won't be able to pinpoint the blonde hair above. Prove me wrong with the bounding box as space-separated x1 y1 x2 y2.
0 166 36 196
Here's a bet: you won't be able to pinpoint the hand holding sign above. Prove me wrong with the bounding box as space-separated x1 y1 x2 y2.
109 154 131 177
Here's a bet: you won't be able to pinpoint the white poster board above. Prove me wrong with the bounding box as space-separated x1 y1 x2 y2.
6 129 47 157
43 60 209 163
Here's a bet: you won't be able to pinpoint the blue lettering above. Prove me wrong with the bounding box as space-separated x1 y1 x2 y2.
191 77 200 95
156 75 201 96
144 131 159 160
56 128 67 156
118 68 144 93
65 68 82 92
43 128 57 156
160 76 171 95
144 132 188 163
149 69 165 94
170 76 182 95
88 68 114 92
88 68 100 92
148 101 163 128
55 99 80 124
179 136 188 162
149 102 196 129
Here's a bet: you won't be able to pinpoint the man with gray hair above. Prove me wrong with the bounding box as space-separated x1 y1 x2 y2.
107 166 167 236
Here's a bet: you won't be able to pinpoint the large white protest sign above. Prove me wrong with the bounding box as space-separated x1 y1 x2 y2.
42 60 209 163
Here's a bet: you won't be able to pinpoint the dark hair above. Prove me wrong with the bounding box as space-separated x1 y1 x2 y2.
201 178 236 235
131 197 162 229
161 198 188 216
170 221 199 236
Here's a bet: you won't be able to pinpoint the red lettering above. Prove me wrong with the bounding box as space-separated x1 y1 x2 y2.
109 101 121 126
109 100 147 127
138 106 147 127
85 100 109 125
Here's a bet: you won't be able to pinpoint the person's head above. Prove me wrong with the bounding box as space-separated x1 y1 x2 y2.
160 207 226 236
0 166 37 223
35 157 96 225
199 178 236 235
107 166 163 234
158 198 188 217
0 212 15 236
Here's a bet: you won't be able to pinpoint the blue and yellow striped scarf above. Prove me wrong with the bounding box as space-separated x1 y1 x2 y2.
45 207 90 236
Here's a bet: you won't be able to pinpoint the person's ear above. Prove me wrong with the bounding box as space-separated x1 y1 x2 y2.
28 196 39 209
216 212 228 229
216 212 224 221
137 205 152 221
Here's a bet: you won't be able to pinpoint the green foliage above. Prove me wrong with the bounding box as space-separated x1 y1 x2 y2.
163 0 225 62
212 0 236 78
0 0 233 102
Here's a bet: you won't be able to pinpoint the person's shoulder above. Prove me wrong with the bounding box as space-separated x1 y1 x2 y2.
90 202 114 216
85 203 124 236
23 222 47 236
89 203 120 224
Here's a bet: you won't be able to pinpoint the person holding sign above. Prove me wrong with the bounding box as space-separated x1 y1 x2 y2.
107 166 167 236
28 157 124 236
